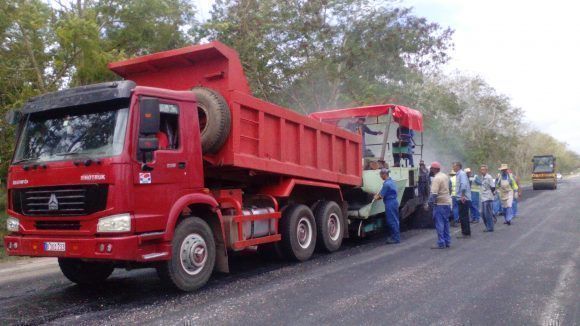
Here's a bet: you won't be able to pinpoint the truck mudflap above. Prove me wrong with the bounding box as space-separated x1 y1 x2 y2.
3 233 171 262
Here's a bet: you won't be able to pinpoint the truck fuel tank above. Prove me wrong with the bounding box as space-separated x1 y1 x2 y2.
223 207 276 251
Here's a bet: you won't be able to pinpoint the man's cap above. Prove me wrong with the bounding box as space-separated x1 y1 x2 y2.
380 168 390 174
499 163 509 170
465 168 471 173
430 161 441 169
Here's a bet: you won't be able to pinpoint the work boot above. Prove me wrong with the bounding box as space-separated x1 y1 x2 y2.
430 246 446 249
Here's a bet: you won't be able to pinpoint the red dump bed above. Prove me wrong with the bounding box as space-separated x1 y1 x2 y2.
109 41 362 186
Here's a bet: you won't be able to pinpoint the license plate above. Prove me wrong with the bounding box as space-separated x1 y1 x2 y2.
44 242 66 252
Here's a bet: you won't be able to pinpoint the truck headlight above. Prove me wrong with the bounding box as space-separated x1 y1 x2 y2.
97 213 131 233
7 217 20 232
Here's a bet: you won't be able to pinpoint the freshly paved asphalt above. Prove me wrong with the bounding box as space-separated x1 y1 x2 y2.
0 178 578 325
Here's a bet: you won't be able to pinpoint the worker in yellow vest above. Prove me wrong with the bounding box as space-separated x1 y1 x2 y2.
496 164 519 225
466 168 481 223
449 170 459 226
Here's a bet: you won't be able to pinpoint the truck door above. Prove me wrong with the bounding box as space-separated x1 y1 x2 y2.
131 99 195 233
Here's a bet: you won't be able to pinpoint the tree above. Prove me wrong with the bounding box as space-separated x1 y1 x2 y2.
0 0 55 179
200 0 453 112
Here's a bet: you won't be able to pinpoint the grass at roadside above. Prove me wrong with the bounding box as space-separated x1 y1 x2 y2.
0 188 10 260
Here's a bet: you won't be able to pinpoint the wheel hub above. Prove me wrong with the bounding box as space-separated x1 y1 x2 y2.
180 233 208 275
327 213 341 241
297 217 312 249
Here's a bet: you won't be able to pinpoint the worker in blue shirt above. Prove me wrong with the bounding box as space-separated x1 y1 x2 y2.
374 168 400 244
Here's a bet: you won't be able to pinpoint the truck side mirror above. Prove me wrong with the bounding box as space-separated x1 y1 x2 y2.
138 136 159 168
138 137 159 152
5 110 22 125
139 97 160 135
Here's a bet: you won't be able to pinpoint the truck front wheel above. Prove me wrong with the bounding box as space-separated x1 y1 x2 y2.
58 258 114 286
157 217 216 291
314 201 343 252
280 204 317 261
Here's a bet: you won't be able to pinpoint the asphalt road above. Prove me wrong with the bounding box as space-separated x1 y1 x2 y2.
1 178 578 326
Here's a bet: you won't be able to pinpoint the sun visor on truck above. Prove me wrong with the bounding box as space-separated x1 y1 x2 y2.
21 81 136 114
108 41 252 96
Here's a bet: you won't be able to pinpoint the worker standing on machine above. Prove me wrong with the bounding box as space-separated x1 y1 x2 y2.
375 168 400 244
348 117 383 156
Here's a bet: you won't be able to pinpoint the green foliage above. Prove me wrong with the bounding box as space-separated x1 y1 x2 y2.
0 187 7 245
200 0 453 112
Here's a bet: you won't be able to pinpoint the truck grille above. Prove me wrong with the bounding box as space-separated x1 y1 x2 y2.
35 221 81 230
12 185 108 216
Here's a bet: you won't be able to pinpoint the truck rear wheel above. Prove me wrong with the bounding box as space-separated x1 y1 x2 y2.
192 87 231 154
58 258 114 286
157 217 216 291
280 204 317 261
314 201 343 252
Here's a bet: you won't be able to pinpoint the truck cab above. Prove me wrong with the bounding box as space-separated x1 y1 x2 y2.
5 80 208 263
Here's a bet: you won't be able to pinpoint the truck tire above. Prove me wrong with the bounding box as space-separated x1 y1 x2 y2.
314 201 343 252
157 217 216 291
280 204 317 261
192 87 231 154
58 258 114 286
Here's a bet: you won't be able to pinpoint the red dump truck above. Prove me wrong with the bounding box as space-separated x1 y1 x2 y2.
3 42 363 291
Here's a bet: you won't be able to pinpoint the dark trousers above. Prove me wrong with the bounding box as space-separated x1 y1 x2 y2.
481 200 494 231
458 200 471 235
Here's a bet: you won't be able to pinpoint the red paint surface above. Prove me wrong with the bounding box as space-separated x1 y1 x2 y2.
7 42 364 261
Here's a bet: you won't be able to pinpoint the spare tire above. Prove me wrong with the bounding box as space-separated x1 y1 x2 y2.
192 87 231 154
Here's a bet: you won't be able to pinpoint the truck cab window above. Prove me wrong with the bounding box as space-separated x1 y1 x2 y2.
158 103 180 150
139 103 180 162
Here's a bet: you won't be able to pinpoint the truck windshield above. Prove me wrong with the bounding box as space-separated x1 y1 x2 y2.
13 106 129 164
533 157 555 173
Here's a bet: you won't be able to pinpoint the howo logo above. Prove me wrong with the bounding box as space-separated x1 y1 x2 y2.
48 194 59 211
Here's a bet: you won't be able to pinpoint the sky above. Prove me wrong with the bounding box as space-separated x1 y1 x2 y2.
195 0 580 153
404 0 580 153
